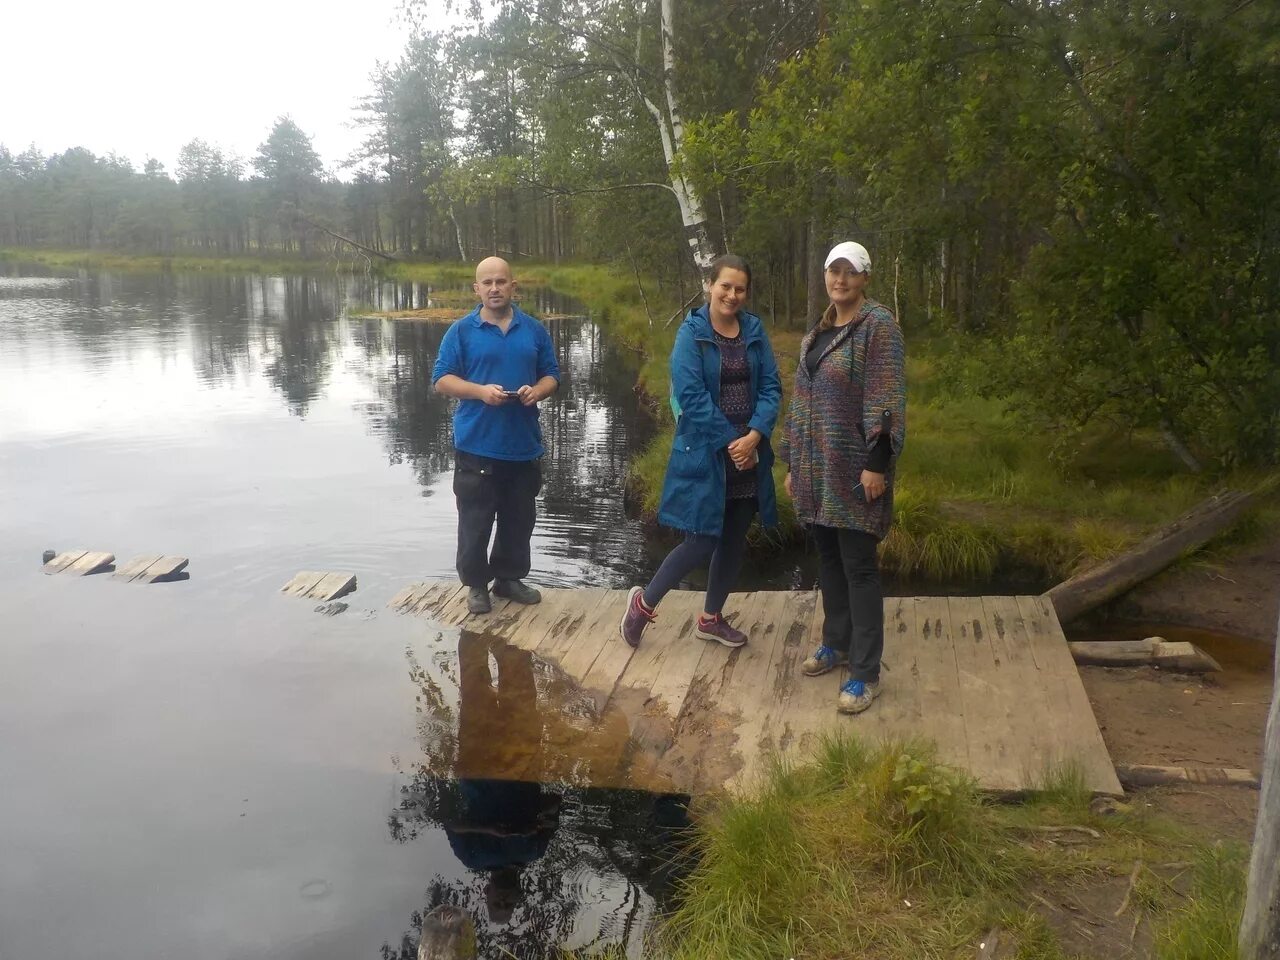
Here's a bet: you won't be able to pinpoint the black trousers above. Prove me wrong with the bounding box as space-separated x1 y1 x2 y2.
811 524 883 683
453 450 542 587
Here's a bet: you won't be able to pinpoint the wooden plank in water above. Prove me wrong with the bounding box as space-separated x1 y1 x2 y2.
310 572 356 601
496 589 583 651
281 571 327 598
63 551 115 576
135 556 189 583
42 550 89 575
114 555 164 582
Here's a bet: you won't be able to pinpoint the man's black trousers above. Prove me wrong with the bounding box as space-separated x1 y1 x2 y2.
453 450 542 587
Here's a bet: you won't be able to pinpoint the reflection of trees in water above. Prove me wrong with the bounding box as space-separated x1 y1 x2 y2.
349 317 457 483
383 632 690 959
254 275 340 417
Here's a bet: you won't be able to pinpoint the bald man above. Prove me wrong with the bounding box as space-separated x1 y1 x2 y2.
432 258 561 614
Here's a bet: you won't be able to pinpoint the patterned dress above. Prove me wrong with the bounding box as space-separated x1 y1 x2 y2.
779 298 906 539
714 329 758 500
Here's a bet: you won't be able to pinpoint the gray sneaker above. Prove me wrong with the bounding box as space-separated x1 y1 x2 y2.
467 586 491 614
802 645 849 677
493 579 541 605
837 678 880 715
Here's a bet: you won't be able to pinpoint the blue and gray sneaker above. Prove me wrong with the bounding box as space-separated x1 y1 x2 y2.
801 644 849 677
837 678 880 715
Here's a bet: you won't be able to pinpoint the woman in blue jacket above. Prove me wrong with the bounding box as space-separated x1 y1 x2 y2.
620 254 782 649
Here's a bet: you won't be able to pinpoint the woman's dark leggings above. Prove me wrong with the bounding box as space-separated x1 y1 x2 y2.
643 497 757 615
811 524 883 683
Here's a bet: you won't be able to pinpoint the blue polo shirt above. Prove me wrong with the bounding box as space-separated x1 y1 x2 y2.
431 305 560 461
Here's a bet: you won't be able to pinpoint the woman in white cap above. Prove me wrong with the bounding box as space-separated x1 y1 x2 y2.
778 241 906 714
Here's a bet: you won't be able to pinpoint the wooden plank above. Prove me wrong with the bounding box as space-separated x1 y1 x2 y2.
1016 595 1122 795
42 550 89 575
113 554 164 582
620 590 711 719
487 588 577 648
984 595 1063 786
948 595 1022 792
135 556 189 583
1068 639 1221 673
1115 763 1260 789
388 581 429 611
281 571 326 597
555 590 631 685
305 572 356 601
781 592 847 758
910 596 972 774
534 588 611 663
854 595 924 744
63 551 115 576
418 582 465 618
727 589 810 790
754 590 820 759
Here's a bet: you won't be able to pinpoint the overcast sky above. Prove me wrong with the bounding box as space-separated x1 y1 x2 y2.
2 0 448 178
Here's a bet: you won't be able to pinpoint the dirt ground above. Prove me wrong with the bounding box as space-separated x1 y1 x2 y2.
1111 532 1280 644
1005 610 1273 958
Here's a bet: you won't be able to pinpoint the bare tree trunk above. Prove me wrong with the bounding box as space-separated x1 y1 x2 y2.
449 205 466 261
600 0 718 273
1241 608 1280 959
805 217 825 323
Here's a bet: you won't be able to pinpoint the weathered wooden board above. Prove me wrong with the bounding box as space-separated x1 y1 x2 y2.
113 555 189 583
43 550 114 576
281 571 356 601
389 582 1122 796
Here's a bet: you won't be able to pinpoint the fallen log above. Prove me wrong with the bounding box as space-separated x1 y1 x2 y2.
1069 637 1222 673
1045 489 1254 624
1115 763 1260 789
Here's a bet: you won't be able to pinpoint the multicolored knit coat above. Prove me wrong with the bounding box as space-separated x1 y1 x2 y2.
779 298 906 540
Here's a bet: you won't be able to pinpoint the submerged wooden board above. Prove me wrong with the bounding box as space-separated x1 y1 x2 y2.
281 571 356 601
43 550 114 576
113 555 189 583
389 582 1122 796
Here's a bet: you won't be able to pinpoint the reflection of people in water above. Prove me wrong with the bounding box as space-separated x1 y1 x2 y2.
444 632 560 924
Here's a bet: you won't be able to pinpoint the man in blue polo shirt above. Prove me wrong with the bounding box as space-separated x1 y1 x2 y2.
432 257 560 614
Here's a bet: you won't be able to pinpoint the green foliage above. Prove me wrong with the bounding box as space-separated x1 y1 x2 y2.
656 734 1241 960
1152 844 1249 960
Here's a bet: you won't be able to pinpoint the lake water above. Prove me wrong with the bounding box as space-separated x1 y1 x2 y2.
0 265 689 959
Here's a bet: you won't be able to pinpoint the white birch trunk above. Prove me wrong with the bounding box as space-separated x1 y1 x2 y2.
1240 608 1280 959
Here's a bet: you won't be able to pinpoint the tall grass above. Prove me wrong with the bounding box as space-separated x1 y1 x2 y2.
651 736 1250 960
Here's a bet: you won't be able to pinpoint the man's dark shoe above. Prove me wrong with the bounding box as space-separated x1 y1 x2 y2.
467 586 492 614
493 579 541 605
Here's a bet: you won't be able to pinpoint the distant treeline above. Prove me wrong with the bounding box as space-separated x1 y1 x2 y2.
2 0 1278 467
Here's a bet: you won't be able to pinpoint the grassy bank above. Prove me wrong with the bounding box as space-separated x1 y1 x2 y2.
648 736 1247 960
6 245 1273 585
632 323 1280 584
0 246 343 275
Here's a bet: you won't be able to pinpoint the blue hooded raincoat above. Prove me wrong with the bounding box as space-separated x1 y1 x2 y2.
656 305 782 536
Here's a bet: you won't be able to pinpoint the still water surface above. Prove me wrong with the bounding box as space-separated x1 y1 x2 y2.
0 266 684 959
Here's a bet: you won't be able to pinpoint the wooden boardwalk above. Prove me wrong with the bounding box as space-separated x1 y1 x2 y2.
389 583 1122 796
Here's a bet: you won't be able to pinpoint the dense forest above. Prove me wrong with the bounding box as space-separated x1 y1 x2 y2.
1 0 1278 467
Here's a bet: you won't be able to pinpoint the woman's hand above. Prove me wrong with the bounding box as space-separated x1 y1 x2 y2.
784 471 793 498
727 429 762 469
861 469 886 502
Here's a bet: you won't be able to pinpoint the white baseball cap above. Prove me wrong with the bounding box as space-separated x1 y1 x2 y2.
824 241 871 274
